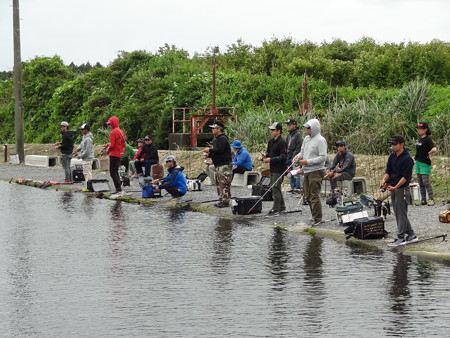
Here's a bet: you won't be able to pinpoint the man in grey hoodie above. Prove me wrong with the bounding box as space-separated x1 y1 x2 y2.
73 123 94 182
293 118 327 226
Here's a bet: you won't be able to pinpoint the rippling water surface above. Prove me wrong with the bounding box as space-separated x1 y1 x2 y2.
1 181 450 337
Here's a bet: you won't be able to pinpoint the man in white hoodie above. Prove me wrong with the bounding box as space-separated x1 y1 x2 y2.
73 123 94 182
293 118 327 226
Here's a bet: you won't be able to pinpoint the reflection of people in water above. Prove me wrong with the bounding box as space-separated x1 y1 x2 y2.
211 218 234 275
109 201 129 262
59 191 75 213
268 228 290 290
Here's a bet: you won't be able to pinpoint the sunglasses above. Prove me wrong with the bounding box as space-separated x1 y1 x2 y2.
145 139 151 141
390 142 399 146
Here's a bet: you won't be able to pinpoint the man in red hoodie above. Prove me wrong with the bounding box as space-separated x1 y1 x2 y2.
106 116 126 196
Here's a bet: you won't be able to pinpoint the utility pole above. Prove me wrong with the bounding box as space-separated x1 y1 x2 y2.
13 0 25 163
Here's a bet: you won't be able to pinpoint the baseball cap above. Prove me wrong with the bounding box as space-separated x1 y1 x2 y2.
144 135 152 140
268 122 282 130
416 121 429 129
388 135 405 144
335 140 346 146
79 123 90 130
209 121 225 130
163 155 176 162
286 119 297 125
137 138 144 143
303 123 311 128
60 121 69 127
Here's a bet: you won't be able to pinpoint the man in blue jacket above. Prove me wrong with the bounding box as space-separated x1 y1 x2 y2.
231 140 253 176
381 135 418 247
153 155 187 198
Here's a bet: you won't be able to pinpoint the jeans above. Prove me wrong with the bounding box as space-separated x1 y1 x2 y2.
61 154 73 181
135 159 158 177
287 159 301 190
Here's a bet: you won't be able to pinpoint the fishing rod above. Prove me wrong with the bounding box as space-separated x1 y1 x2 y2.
396 233 447 254
248 160 298 214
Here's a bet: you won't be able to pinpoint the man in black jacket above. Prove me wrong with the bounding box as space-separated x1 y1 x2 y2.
203 121 233 208
286 119 303 193
135 135 159 177
326 140 356 194
262 122 287 214
54 121 74 182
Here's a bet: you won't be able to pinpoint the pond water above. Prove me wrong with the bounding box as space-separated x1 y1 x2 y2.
1 181 450 337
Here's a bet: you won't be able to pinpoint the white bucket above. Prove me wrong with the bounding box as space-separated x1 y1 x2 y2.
10 154 20 164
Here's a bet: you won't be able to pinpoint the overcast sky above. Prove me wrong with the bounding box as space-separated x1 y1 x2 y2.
1 0 449 71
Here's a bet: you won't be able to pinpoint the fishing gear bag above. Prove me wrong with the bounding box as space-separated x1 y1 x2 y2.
231 196 262 215
344 216 387 240
142 185 162 198
87 179 110 192
251 176 273 201
439 210 450 223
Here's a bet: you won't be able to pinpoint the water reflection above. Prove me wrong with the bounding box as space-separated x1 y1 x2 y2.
59 191 75 213
268 228 289 291
109 202 129 263
211 218 234 275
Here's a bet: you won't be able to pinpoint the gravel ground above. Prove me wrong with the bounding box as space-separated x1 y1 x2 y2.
2 162 450 258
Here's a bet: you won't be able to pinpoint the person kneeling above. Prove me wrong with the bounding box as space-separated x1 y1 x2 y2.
153 155 187 198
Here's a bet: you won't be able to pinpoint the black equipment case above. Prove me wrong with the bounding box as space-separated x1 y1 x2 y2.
251 176 273 201
336 201 363 224
344 216 387 240
87 179 110 192
231 196 262 215
72 164 85 182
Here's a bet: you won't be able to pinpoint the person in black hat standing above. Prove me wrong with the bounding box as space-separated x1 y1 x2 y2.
414 122 437 206
203 121 233 208
326 140 356 194
54 121 74 183
262 122 287 214
285 119 303 193
381 135 418 247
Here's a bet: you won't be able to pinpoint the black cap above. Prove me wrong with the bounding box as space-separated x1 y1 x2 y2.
268 122 282 131
416 121 429 129
144 135 152 140
137 138 144 143
285 118 297 126
335 140 346 146
388 135 405 144
209 121 225 130
80 123 90 130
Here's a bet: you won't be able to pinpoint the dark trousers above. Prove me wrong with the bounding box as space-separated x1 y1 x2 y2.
120 157 130 172
391 187 415 239
304 170 325 222
270 172 285 212
109 156 122 192
135 159 158 176
232 165 250 176
330 172 354 190
164 186 185 198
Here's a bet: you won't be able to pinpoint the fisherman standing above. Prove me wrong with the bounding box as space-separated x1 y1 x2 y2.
382 135 418 247
285 118 303 193
105 116 126 196
203 121 233 208
293 118 327 226
262 122 287 215
54 121 74 183
73 123 94 182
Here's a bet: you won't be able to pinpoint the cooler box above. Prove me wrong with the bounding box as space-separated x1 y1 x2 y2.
72 164 85 182
251 176 273 201
87 179 110 192
336 201 363 224
345 216 387 240
231 196 262 215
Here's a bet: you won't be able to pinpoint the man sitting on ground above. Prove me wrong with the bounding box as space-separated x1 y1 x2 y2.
153 155 187 198
231 140 253 176
326 140 356 195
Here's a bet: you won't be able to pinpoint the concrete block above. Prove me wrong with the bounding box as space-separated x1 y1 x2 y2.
231 171 262 187
25 155 58 167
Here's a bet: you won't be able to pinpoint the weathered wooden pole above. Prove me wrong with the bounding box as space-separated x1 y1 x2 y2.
13 0 25 163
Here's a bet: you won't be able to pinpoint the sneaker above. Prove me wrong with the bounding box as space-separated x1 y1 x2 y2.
405 235 419 243
309 219 322 227
267 209 279 215
387 238 406 247
214 202 229 208
109 191 123 199
428 200 435 206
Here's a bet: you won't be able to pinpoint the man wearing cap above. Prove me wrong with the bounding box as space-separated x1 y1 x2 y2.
73 123 94 182
54 121 74 183
203 121 233 208
129 139 145 178
326 140 356 194
262 122 287 214
293 118 327 226
105 116 126 196
153 155 187 198
135 135 159 177
231 140 253 176
414 121 437 206
285 119 303 193
381 135 418 247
